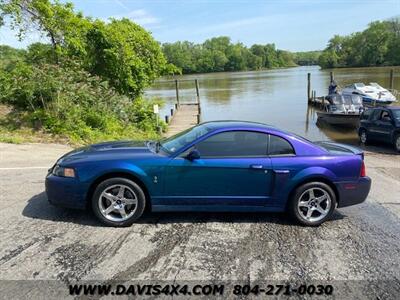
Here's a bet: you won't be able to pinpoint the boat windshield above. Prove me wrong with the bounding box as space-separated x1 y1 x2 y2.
355 83 366 88
342 95 353 105
369 82 382 89
331 95 344 105
160 123 213 153
350 95 362 105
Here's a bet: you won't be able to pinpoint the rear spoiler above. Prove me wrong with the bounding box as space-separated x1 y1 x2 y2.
314 141 364 159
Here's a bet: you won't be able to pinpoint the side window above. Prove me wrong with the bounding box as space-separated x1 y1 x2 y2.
371 109 381 121
380 111 392 122
195 131 268 157
269 135 295 156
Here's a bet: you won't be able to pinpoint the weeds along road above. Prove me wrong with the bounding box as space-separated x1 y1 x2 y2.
1 142 400 298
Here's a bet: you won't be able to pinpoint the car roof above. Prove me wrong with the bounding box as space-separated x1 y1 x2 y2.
201 120 277 131
200 120 306 141
370 106 400 110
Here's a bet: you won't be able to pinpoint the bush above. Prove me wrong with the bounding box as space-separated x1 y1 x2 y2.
0 62 164 144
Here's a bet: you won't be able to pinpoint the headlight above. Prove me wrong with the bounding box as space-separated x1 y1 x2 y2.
52 165 76 178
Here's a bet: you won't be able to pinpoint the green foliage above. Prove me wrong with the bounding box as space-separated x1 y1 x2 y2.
319 19 400 68
0 44 26 69
162 37 296 74
1 1 167 96
85 19 166 97
0 1 168 144
292 51 321 66
0 0 92 58
25 42 56 64
0 61 163 144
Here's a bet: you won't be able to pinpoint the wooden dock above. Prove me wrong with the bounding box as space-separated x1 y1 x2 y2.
163 79 201 137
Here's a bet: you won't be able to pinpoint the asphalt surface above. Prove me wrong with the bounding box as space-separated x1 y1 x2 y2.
1 142 400 299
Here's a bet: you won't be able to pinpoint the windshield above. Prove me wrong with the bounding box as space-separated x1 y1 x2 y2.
370 82 380 88
331 95 344 105
160 124 213 153
350 95 363 105
342 95 352 105
392 109 400 121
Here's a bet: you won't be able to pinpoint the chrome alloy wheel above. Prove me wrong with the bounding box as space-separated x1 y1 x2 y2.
360 131 367 144
98 184 138 222
297 187 332 223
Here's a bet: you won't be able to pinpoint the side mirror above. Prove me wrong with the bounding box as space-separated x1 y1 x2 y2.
186 149 200 161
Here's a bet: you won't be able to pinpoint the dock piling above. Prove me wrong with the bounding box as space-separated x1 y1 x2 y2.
307 73 311 103
390 69 394 90
195 79 201 115
330 71 334 83
175 79 180 107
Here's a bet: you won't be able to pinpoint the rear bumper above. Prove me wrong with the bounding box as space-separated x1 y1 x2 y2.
335 176 371 208
45 174 88 210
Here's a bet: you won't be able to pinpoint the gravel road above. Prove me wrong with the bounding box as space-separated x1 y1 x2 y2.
1 142 400 299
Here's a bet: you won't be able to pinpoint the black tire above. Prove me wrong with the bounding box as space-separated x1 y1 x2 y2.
359 128 368 145
288 182 337 226
92 177 146 227
394 134 400 153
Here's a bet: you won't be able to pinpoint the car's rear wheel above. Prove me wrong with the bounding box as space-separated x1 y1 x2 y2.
92 177 146 227
288 182 336 226
359 129 368 145
394 134 400 153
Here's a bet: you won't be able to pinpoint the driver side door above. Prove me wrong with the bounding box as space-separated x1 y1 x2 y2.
370 110 394 142
162 130 273 207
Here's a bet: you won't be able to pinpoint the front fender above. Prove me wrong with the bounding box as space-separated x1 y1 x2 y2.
76 161 154 196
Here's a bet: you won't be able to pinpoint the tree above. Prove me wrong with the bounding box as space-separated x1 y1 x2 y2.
85 19 166 97
319 19 400 68
0 0 92 60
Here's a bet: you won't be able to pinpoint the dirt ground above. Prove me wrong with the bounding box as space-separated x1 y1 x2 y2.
1 142 400 299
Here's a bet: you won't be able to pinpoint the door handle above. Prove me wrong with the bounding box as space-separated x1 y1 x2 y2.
275 170 290 174
250 164 264 169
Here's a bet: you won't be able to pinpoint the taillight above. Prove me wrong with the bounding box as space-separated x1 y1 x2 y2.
360 161 366 177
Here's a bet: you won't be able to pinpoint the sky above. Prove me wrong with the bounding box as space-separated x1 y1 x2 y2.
1 0 399 51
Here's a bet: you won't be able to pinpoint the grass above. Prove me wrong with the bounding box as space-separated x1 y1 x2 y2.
0 105 162 146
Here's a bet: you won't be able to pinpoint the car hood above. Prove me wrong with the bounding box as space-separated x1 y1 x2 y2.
57 140 157 165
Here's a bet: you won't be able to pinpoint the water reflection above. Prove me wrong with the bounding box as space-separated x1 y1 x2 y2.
146 66 399 143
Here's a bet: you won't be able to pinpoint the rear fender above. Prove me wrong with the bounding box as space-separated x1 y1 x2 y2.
291 166 338 184
277 167 337 208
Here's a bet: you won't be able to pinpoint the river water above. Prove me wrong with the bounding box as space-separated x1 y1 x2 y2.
145 66 399 144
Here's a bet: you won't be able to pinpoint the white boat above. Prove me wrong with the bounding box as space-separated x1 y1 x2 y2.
341 82 397 105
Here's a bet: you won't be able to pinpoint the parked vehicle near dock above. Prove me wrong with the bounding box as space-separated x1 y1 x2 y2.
317 94 363 127
358 107 400 152
342 82 397 106
46 121 371 227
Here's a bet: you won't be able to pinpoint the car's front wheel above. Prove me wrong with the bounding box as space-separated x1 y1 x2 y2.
394 134 400 153
92 177 146 227
288 182 336 226
359 129 368 145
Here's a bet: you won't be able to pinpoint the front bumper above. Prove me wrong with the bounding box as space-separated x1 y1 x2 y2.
45 174 88 210
335 176 371 208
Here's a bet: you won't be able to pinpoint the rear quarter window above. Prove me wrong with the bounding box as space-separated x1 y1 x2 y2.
269 135 295 156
